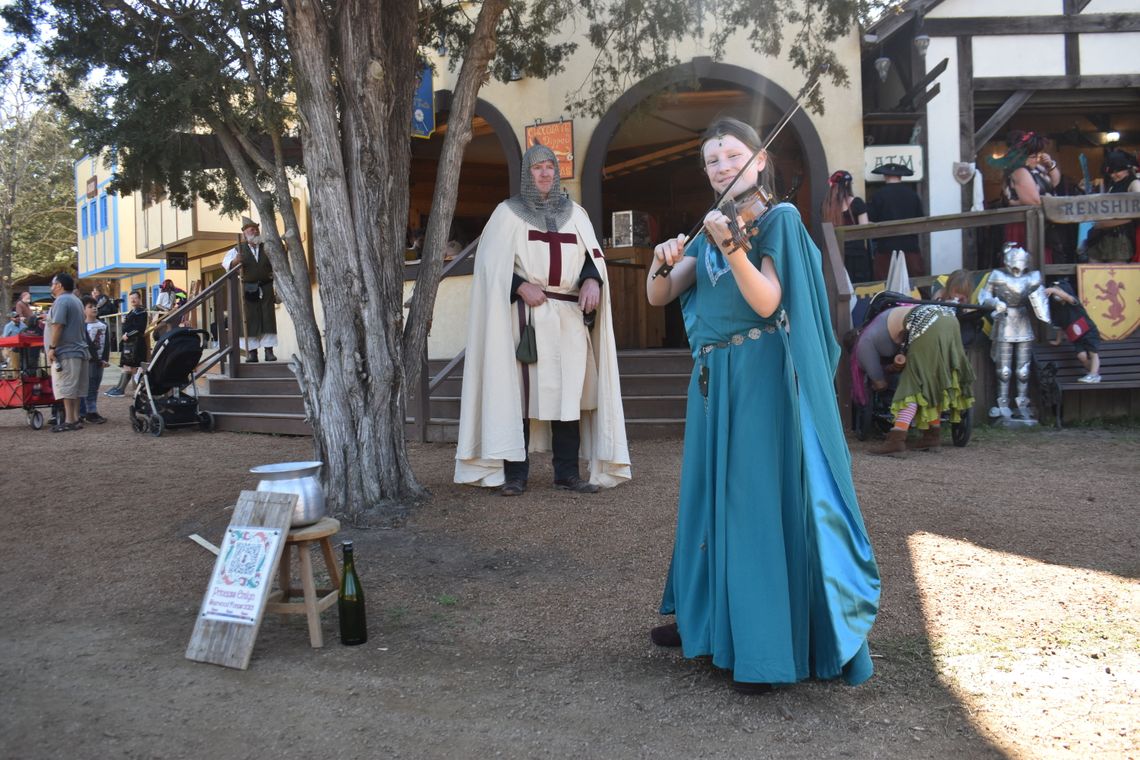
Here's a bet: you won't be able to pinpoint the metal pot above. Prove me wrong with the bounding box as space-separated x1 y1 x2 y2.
250 460 325 526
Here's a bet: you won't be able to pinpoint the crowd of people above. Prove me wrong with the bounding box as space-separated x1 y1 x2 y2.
3 277 157 428
821 131 1139 282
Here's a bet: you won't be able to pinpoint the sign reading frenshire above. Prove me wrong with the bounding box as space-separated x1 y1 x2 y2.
1077 264 1140 341
1043 193 1140 224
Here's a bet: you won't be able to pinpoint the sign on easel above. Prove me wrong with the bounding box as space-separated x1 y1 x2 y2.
186 490 297 670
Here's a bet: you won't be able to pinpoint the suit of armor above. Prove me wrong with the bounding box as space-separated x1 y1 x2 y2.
981 244 1051 419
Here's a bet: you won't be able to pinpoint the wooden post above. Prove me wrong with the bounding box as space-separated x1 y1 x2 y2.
1026 207 1045 268
958 35 978 270
821 222 853 410
409 349 429 443
227 273 241 378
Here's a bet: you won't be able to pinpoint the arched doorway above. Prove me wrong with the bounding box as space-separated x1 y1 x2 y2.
408 93 521 252
580 58 830 348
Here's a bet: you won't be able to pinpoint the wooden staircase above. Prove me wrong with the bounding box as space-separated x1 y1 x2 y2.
200 349 694 439
200 362 312 435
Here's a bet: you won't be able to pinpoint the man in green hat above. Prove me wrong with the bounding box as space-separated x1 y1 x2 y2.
223 216 278 362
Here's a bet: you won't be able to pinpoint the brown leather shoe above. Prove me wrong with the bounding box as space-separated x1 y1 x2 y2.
910 427 942 451
650 622 682 647
553 476 600 494
873 428 908 455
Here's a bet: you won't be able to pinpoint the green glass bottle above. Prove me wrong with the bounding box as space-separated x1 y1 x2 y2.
338 540 368 646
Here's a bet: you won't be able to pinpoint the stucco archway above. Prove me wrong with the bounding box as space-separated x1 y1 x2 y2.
581 57 830 241
433 90 522 196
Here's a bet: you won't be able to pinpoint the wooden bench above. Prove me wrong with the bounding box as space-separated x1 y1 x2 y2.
1032 333 1140 427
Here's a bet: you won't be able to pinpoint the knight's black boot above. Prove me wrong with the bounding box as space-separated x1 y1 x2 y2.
247 349 259 363
264 347 277 362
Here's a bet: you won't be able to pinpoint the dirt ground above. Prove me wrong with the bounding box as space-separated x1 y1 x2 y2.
2 390 1138 760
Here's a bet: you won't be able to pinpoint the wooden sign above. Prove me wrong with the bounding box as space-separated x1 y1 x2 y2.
85 176 98 199
185 490 297 670
1043 193 1140 223
166 251 188 270
1077 264 1140 341
864 145 924 183
524 120 574 179
412 64 435 139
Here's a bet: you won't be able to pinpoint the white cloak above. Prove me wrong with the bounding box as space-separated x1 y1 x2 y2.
454 201 631 488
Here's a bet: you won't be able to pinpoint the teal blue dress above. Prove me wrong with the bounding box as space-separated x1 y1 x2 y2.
660 204 880 685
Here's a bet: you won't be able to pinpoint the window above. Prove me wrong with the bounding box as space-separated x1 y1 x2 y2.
99 195 109 231
81 204 88 238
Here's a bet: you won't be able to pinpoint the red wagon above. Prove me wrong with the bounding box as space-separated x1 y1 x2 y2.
0 333 59 430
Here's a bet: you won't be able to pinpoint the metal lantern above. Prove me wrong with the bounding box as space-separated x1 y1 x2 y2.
874 57 891 83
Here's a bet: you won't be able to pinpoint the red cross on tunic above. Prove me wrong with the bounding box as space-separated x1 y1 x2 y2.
528 230 577 286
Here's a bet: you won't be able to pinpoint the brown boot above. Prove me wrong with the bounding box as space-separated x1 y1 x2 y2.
910 427 942 451
873 428 908 455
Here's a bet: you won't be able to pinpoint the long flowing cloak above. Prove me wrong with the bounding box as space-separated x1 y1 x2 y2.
455 202 631 488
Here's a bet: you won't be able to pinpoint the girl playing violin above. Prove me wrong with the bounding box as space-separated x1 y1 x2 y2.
645 117 880 693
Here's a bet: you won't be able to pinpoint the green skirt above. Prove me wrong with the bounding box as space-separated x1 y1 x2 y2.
890 314 975 429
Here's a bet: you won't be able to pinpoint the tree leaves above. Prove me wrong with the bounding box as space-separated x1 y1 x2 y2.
0 55 77 314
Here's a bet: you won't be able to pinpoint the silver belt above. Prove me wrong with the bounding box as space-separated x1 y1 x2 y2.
698 310 789 356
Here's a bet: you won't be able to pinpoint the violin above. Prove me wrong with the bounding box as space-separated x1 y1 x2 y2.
710 185 775 254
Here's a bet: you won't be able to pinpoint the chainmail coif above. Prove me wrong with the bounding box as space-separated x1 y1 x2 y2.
505 143 573 231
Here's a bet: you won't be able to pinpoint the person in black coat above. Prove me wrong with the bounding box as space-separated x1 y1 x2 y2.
105 290 149 397
867 163 925 279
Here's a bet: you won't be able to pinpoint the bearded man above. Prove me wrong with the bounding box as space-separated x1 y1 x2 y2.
455 144 631 496
223 216 278 362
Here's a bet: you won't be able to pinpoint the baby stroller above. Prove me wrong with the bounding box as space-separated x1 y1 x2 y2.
849 291 988 448
130 327 215 437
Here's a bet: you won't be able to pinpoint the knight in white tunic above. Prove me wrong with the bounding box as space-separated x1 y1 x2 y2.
454 144 631 495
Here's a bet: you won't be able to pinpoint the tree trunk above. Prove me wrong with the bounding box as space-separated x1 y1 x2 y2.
403 0 508 387
276 0 425 518
0 209 13 319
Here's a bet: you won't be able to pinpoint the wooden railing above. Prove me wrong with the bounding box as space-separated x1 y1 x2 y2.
150 265 245 381
820 206 1046 344
820 205 1046 408
407 238 479 441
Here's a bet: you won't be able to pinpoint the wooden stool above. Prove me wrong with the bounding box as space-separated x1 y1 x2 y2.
265 516 341 648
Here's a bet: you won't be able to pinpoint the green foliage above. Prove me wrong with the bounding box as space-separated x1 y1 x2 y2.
0 53 77 304
3 0 867 212
2 0 293 215
565 0 864 117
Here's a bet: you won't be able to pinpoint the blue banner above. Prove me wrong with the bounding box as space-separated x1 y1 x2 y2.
412 66 435 139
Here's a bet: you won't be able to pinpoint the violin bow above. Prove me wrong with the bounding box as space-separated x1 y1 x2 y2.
653 64 828 279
